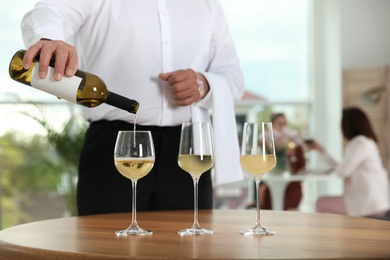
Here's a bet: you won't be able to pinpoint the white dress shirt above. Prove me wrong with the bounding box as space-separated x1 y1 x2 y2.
320 135 390 216
21 0 245 184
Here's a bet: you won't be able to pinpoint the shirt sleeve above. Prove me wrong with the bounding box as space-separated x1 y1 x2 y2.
319 137 369 178
318 150 339 169
196 0 245 109
335 138 368 178
21 0 100 47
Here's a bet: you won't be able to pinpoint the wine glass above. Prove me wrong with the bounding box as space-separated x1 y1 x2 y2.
240 122 276 235
114 131 155 236
177 122 214 236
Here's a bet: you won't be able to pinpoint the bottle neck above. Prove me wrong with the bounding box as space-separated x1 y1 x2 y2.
106 92 139 114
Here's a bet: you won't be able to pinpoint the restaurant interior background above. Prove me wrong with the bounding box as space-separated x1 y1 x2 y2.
0 0 390 229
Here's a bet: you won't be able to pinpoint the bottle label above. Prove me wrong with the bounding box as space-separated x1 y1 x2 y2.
30 64 82 103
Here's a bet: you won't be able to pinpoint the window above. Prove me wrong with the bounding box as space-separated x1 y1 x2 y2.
220 0 309 102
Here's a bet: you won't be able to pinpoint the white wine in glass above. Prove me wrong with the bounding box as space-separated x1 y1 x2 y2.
240 122 276 235
114 131 155 236
177 122 214 236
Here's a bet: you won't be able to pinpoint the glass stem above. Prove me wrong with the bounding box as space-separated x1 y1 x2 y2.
192 177 201 229
131 180 138 228
255 178 262 227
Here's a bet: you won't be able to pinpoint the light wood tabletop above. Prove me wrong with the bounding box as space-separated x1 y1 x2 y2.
0 210 389 259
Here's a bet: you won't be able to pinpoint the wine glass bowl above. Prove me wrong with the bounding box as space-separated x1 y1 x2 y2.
177 122 214 236
240 122 276 236
114 130 155 236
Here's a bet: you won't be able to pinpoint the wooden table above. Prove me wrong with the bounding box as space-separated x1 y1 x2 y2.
0 210 389 259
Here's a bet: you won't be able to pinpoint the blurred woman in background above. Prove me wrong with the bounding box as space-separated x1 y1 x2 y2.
307 107 390 217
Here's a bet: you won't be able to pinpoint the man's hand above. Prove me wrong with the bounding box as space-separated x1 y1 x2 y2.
23 39 78 81
159 69 209 106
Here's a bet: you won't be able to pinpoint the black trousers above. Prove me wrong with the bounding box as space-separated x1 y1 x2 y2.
77 120 213 216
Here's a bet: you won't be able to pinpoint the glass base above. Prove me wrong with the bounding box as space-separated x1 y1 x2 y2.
116 227 153 236
178 227 214 236
240 226 276 236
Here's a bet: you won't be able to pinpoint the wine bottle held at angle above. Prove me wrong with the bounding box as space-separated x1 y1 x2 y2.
115 157 155 181
240 154 276 177
9 50 139 114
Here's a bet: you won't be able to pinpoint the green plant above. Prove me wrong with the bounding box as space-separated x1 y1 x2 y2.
20 103 87 216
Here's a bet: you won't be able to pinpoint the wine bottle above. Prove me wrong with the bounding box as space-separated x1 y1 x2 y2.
9 50 139 114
